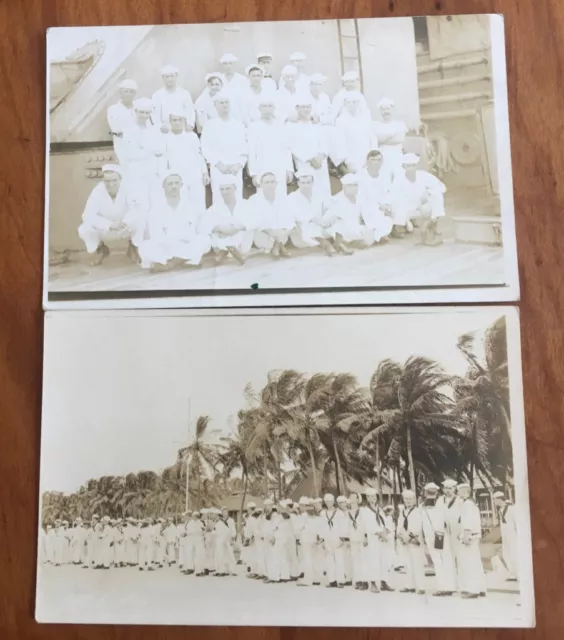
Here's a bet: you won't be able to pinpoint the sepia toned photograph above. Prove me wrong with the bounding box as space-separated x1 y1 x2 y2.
36 307 534 627
45 14 518 309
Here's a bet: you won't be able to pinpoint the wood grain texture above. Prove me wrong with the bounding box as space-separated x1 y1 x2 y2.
0 0 563 637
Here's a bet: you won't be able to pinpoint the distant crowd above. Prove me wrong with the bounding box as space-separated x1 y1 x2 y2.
40 481 518 598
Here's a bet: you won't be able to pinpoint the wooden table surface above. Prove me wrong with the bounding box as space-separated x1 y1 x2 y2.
1 0 563 638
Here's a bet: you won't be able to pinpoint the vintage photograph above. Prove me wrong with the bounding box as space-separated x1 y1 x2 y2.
36 307 534 626
45 14 518 308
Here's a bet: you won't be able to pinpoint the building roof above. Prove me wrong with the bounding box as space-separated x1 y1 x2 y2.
220 494 265 511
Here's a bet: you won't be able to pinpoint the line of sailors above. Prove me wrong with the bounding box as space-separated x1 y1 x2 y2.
78 53 446 268
40 482 517 599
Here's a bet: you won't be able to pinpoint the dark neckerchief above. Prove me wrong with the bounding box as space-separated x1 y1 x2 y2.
447 496 457 509
326 509 337 529
349 509 360 529
500 504 509 524
367 504 385 527
403 506 415 531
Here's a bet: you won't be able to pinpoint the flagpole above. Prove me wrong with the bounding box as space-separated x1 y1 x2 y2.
185 398 191 512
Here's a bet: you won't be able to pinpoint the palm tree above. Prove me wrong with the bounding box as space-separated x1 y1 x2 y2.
177 415 218 510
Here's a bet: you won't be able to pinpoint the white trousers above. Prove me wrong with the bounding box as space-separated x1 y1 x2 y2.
428 540 458 592
325 545 346 584
71 539 85 564
114 541 126 565
457 539 487 594
290 222 323 248
138 541 154 567
126 541 139 564
402 542 427 590
254 229 291 251
350 541 366 584
210 229 256 254
364 536 383 583
139 233 212 268
78 218 145 254
153 541 165 565
294 158 331 201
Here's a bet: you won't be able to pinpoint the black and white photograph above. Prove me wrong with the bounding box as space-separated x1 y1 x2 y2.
36 307 534 627
45 14 518 309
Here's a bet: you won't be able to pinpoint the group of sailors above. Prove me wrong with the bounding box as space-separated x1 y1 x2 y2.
40 481 518 599
79 52 446 270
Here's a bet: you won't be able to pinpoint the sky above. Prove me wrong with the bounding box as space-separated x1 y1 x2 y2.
40 309 505 493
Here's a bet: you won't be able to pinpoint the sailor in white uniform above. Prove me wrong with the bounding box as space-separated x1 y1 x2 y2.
286 96 331 200
389 153 446 241
457 483 487 598
242 64 278 125
138 519 155 571
256 52 275 84
361 488 390 593
248 172 294 257
219 53 248 116
78 164 145 265
420 482 457 596
71 518 87 565
278 52 310 93
163 518 178 566
201 173 260 264
276 65 300 122
346 492 368 590
372 97 408 178
334 91 378 172
200 92 248 202
494 491 518 581
321 494 347 588
331 71 371 123
186 511 207 576
195 72 224 133
437 479 464 576
247 97 294 198
139 170 211 270
288 168 333 254
107 78 137 165
221 507 238 575
398 490 426 594
357 149 393 212
164 110 210 210
152 65 195 132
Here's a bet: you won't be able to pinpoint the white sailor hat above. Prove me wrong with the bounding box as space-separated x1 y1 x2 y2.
118 78 138 90
457 483 471 490
294 93 313 107
192 510 201 516
442 479 458 488
365 487 378 497
182 510 192 516
290 51 307 61
75 517 83 523
161 168 183 183
62 520 69 525
160 64 179 75
263 498 274 506
402 153 420 166
336 495 347 503
54 519 61 524
245 64 263 75
424 482 440 492
309 73 327 84
312 497 323 504
340 173 360 185
278 499 290 508
258 170 277 182
127 517 136 523
493 491 505 499
257 52 272 60
257 94 276 106
205 72 223 84
212 507 223 515
167 107 187 119
298 496 311 506
323 493 335 502
402 489 416 499
220 53 238 63
212 90 231 103
101 164 122 175
221 505 229 511
342 70 360 81
133 97 153 110
281 64 298 76
217 173 238 187
383 505 394 512
92 514 100 519
102 515 110 522
295 167 315 179
377 97 395 109
247 502 256 509
157 517 165 523
344 90 362 103
200 508 209 514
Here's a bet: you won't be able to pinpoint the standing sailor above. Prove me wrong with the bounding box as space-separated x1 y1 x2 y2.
71 518 87 565
164 518 178 567
247 97 294 198
334 92 376 173
457 483 487 598
125 517 140 566
279 52 310 93
398 490 426 594
382 504 399 578
420 482 457 596
53 520 64 566
494 492 518 581
331 71 371 123
372 98 408 178
219 53 249 105
286 97 331 200
195 73 224 132
242 64 278 125
177 512 190 573
107 79 137 165
164 110 210 210
357 149 393 213
152 65 195 132
256 52 275 85
336 496 353 585
187 511 207 576
221 507 238 575
347 492 368 590
138 519 155 571
276 65 300 122
361 488 388 593
83 515 100 569
201 92 248 203
321 494 347 588
438 479 464 576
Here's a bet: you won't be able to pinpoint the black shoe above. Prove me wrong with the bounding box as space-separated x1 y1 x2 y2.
337 583 345 589
326 581 338 588
381 581 395 592
400 588 416 593
479 591 487 597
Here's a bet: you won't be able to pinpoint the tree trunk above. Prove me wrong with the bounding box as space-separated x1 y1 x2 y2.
240 472 249 526
306 435 320 498
469 459 475 492
376 435 383 503
396 463 403 493
392 459 397 508
406 424 417 497
263 446 269 497
332 435 344 494
185 455 191 512
196 458 201 510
